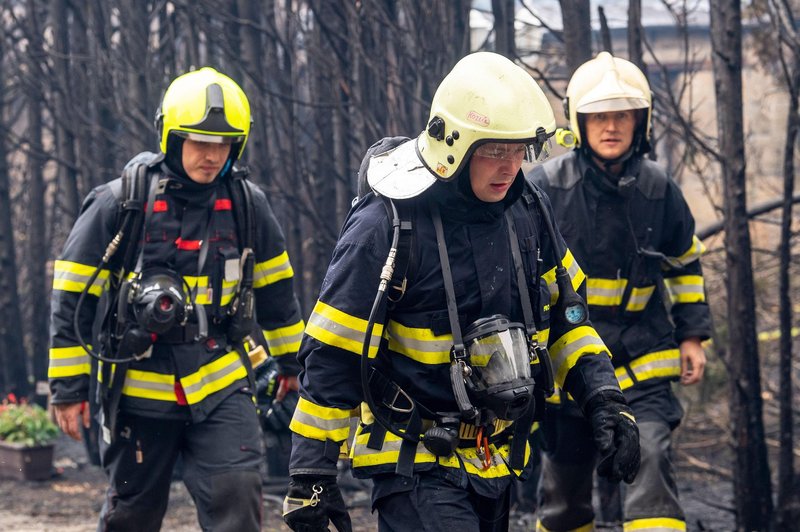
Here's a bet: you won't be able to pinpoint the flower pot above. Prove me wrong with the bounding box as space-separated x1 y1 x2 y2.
0 440 54 481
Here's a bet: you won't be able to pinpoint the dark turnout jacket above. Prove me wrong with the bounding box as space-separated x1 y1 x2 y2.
528 151 712 392
288 163 622 498
49 153 304 422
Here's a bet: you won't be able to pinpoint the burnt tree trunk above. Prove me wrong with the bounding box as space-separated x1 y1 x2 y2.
492 0 516 58
23 0 49 397
709 0 773 529
0 31 28 397
559 0 593 75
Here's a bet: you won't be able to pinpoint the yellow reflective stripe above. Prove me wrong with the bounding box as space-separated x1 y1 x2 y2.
542 248 585 305
664 275 706 304
386 320 452 365
537 327 550 346
181 351 247 404
624 517 686 531
669 235 705 267
549 326 608 387
48 346 91 378
289 396 352 442
122 369 177 401
53 260 109 296
457 444 513 478
587 278 627 306
351 429 437 468
537 519 594 532
253 251 293 288
305 300 383 357
626 285 655 312
263 320 305 356
351 428 525 478
183 275 211 305
616 349 681 390
220 279 237 306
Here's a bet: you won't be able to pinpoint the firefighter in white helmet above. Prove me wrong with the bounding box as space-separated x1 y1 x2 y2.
528 51 711 532
283 51 640 532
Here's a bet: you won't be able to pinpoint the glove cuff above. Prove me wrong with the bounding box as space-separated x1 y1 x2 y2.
583 389 628 415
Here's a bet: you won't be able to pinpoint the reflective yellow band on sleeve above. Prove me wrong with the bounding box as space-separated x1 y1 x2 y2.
263 320 305 356
289 396 352 442
52 260 109 296
664 275 706 304
615 349 681 390
254 251 294 288
668 235 705 267
48 345 91 378
305 300 383 357
542 248 585 305
549 326 608 387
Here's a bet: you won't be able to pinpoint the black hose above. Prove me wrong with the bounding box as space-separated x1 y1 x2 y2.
359 199 422 445
72 212 143 364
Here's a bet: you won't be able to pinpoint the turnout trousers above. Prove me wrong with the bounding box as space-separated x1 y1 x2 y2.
373 470 511 532
97 388 263 532
536 382 685 532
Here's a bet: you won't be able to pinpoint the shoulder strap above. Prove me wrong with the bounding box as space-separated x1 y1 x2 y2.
227 164 255 252
117 162 152 277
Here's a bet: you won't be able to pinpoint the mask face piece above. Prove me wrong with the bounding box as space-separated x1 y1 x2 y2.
462 315 535 421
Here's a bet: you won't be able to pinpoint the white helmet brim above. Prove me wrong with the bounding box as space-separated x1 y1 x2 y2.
366 138 437 199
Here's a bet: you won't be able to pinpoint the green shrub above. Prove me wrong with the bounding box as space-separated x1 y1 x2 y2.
0 403 60 447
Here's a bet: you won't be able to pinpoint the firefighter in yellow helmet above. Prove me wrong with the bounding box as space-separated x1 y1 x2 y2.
528 51 711 532
283 52 639 532
48 67 304 531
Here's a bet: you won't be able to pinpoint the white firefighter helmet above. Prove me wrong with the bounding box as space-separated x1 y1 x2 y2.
368 52 556 200
564 51 652 149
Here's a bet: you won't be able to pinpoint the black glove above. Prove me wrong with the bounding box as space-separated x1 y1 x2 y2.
283 475 352 532
584 390 641 484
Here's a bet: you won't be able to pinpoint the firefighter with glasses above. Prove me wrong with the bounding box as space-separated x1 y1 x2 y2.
283 52 640 532
48 67 304 531
528 52 712 532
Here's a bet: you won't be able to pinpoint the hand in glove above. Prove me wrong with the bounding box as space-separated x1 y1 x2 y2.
584 390 640 484
283 475 352 532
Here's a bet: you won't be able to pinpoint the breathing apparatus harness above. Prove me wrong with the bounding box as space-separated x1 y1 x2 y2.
358 184 587 475
72 158 259 441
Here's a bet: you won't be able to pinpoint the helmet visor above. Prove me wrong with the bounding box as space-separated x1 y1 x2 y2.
173 131 246 145
466 325 531 386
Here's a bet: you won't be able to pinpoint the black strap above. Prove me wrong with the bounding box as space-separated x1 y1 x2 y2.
429 201 464 352
508 397 536 470
396 408 422 477
505 211 536 336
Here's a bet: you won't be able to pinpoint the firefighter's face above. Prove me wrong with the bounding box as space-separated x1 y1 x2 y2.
583 109 636 162
468 143 525 203
182 139 231 184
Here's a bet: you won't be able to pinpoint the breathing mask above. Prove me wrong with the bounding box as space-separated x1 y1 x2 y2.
461 315 535 421
115 267 206 360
